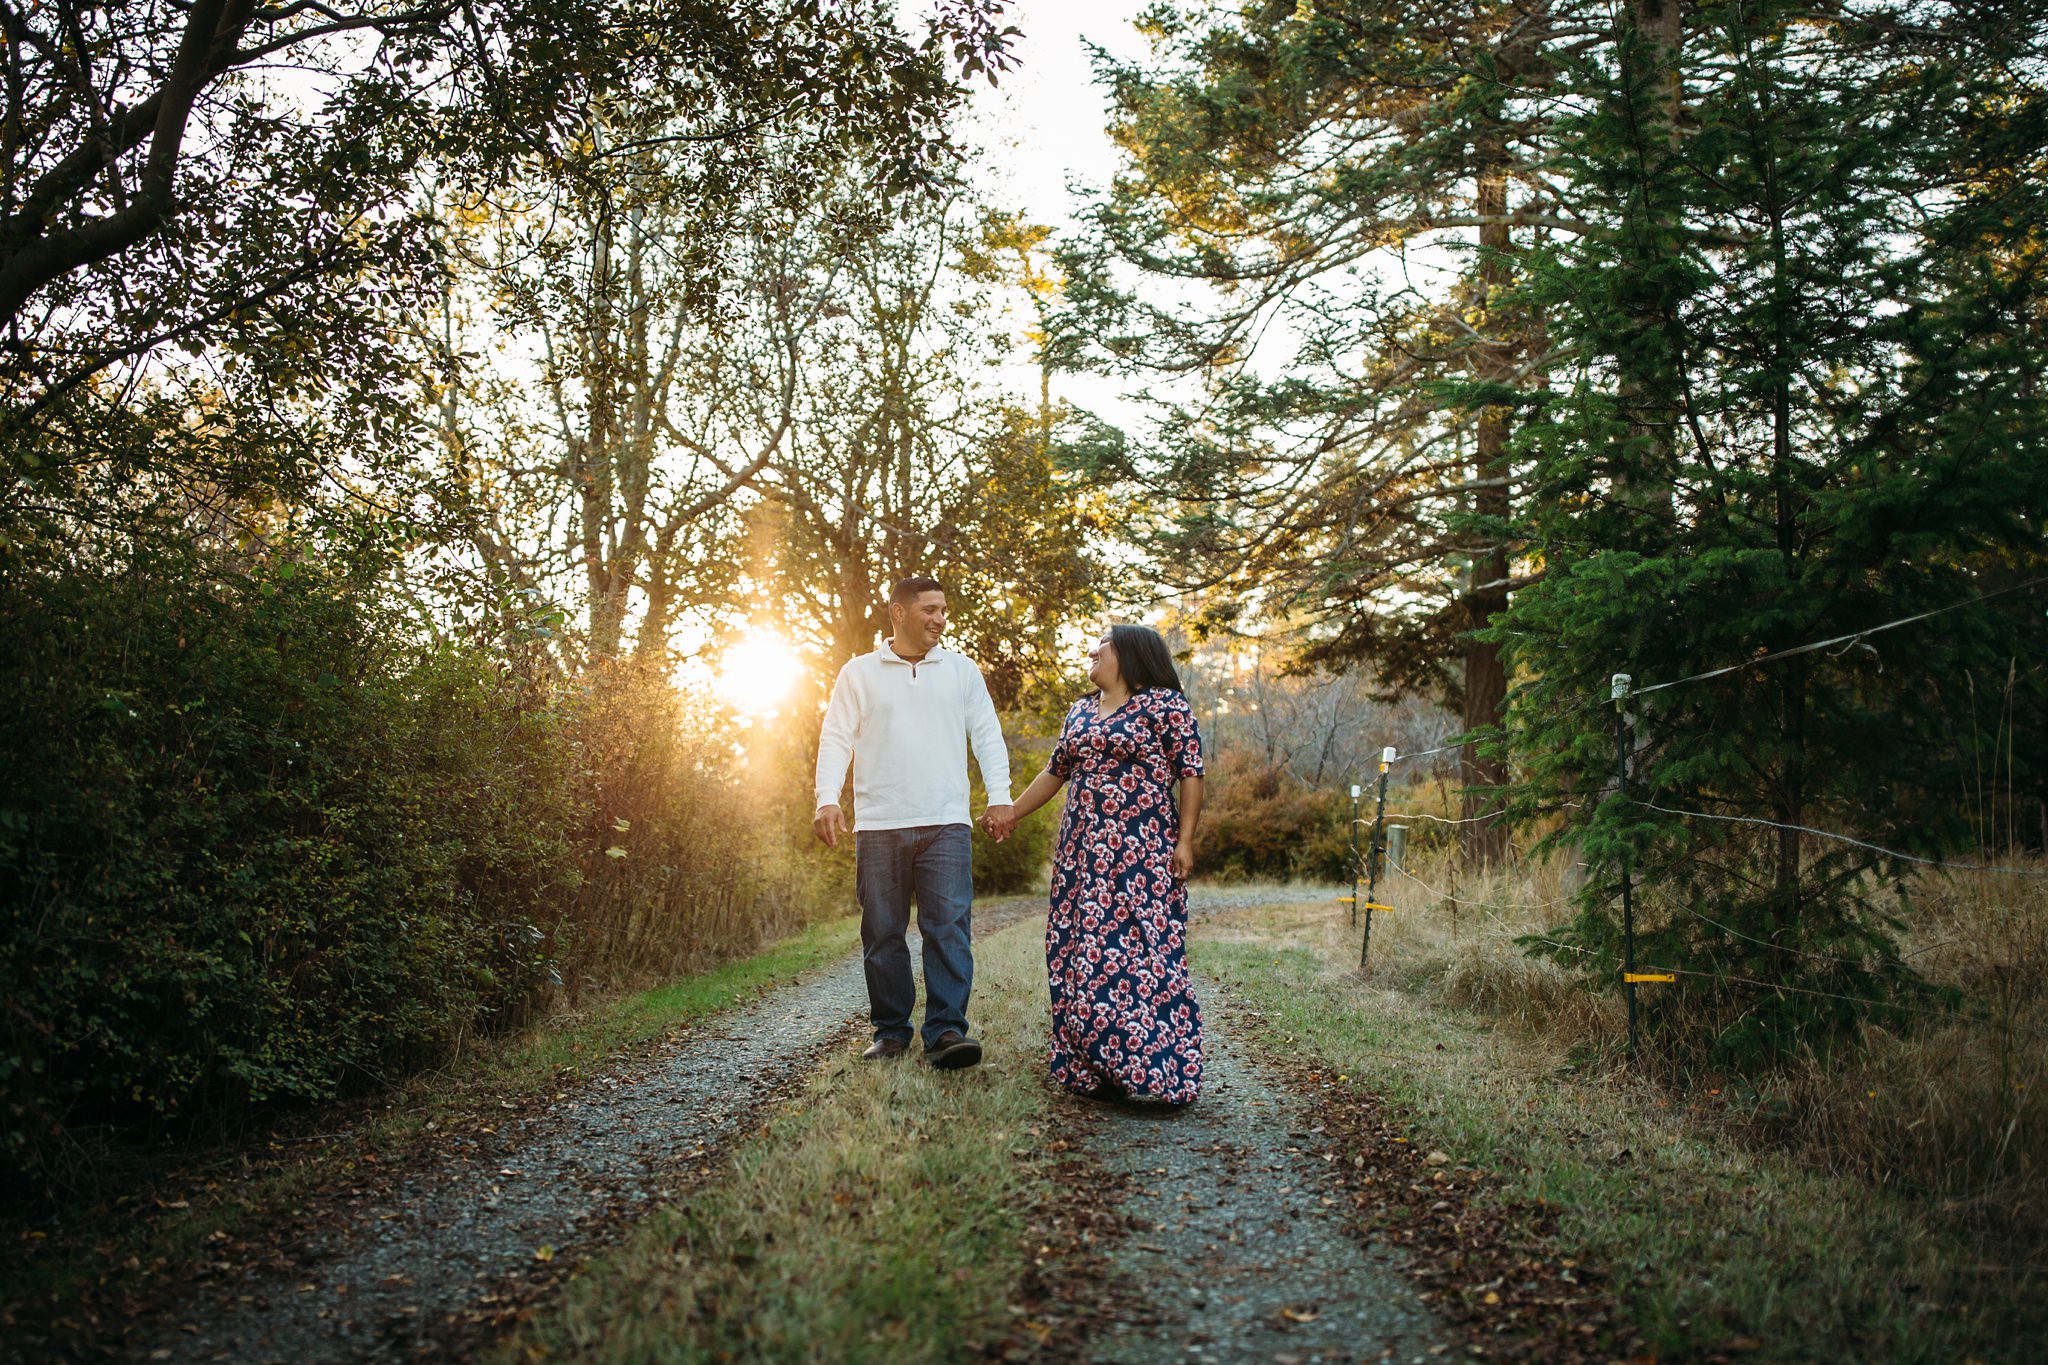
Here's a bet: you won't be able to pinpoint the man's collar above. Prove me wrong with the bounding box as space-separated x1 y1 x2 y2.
879 639 948 666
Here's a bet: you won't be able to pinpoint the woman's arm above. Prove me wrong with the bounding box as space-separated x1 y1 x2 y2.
1010 766 1065 822
1171 775 1204 878
984 765 1065 841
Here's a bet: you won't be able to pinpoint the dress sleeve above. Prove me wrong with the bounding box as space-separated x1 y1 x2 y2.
1048 702 1082 780
1156 691 1205 779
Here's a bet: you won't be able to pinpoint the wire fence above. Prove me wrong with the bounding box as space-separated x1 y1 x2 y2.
1341 572 2048 1060
1381 862 2048 1041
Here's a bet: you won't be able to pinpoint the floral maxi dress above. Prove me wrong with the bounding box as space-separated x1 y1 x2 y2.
1044 687 1206 1103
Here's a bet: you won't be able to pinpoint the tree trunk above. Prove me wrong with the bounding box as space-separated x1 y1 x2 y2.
1616 0 1686 515
1458 81 1517 870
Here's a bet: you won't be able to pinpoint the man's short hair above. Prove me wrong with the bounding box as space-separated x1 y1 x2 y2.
891 575 944 606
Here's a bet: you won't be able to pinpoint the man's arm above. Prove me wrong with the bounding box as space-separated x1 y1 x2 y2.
813 665 859 847
965 662 1012 821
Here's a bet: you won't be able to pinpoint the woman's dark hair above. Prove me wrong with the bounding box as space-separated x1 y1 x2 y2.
1107 624 1184 694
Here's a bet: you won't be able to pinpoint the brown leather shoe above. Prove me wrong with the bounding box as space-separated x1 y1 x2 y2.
923 1030 982 1070
861 1036 910 1061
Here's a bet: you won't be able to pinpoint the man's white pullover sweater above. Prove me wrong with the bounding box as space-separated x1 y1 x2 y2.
814 642 1012 832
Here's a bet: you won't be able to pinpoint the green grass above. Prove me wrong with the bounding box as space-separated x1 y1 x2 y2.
494 919 1060 1363
427 911 866 1116
1194 907 2037 1363
6 912 865 1348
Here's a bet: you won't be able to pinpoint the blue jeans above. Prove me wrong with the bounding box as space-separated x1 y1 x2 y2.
855 823 974 1046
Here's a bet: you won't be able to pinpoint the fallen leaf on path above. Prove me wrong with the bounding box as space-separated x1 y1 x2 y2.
1279 1306 1321 1323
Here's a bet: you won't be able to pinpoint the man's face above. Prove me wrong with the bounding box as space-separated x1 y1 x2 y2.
891 590 948 652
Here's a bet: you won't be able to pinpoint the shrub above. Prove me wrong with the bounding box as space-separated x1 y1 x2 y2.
550 665 832 993
0 550 577 1185
0 549 832 1193
969 741 1059 896
1196 745 1352 883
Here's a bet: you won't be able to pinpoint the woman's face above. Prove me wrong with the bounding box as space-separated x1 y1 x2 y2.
1087 630 1122 692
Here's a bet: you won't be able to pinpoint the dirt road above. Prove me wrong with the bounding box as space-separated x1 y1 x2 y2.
136 886 1452 1363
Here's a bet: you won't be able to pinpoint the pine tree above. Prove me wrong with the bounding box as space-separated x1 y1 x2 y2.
1054 0 1579 865
1500 0 2048 1063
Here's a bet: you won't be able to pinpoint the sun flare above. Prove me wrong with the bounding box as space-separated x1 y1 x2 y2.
713 635 804 716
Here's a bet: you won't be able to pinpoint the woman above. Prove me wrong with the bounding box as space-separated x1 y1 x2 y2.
988 624 1207 1104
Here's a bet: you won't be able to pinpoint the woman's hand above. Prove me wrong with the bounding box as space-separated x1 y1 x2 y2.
1171 838 1195 880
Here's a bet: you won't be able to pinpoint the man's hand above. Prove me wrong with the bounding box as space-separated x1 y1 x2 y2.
813 804 847 848
981 804 1016 842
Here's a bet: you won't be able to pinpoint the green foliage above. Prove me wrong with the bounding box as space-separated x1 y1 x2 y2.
1495 2 2048 1066
0 543 830 1193
0 546 574 1182
970 741 1059 896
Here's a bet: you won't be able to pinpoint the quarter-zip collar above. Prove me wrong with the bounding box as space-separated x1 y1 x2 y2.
880 638 947 681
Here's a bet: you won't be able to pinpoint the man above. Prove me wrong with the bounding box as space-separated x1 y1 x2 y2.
814 576 1013 1068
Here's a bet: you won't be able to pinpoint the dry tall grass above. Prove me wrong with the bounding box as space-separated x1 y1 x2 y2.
1781 868 2047 1240
1342 787 2048 1247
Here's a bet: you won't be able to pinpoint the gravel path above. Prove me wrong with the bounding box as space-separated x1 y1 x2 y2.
129 886 1373 1363
142 958 870 1363
1073 893 1446 1365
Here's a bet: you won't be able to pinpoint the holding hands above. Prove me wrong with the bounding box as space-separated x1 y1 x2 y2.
980 804 1017 842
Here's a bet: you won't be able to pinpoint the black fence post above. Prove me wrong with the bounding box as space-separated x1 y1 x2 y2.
1359 747 1392 971
1613 672 1638 1063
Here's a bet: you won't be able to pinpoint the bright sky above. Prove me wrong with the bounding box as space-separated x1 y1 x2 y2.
955 1 1156 233
951 1 1163 433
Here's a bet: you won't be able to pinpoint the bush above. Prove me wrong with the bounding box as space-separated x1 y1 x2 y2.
0 549 831 1193
968 741 1058 896
551 665 832 992
0 550 575 1184
1196 745 1352 883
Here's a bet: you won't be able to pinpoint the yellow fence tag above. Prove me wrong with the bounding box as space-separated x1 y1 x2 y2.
1623 972 1676 984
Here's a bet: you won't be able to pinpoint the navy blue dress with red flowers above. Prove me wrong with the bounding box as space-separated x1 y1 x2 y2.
1044 687 1206 1104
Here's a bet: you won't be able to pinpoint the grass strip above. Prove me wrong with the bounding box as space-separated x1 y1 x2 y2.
495 918 1060 1364
6 912 864 1351
1193 908 2032 1364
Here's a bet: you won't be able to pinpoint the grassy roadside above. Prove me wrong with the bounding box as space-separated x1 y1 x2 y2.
1194 899 2037 1363
5 912 864 1352
493 917 1062 1364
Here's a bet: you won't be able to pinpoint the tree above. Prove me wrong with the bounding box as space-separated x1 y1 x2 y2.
1052 0 1577 865
431 132 834 668
1502 0 2048 1062
753 186 1109 709
2 0 1020 552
